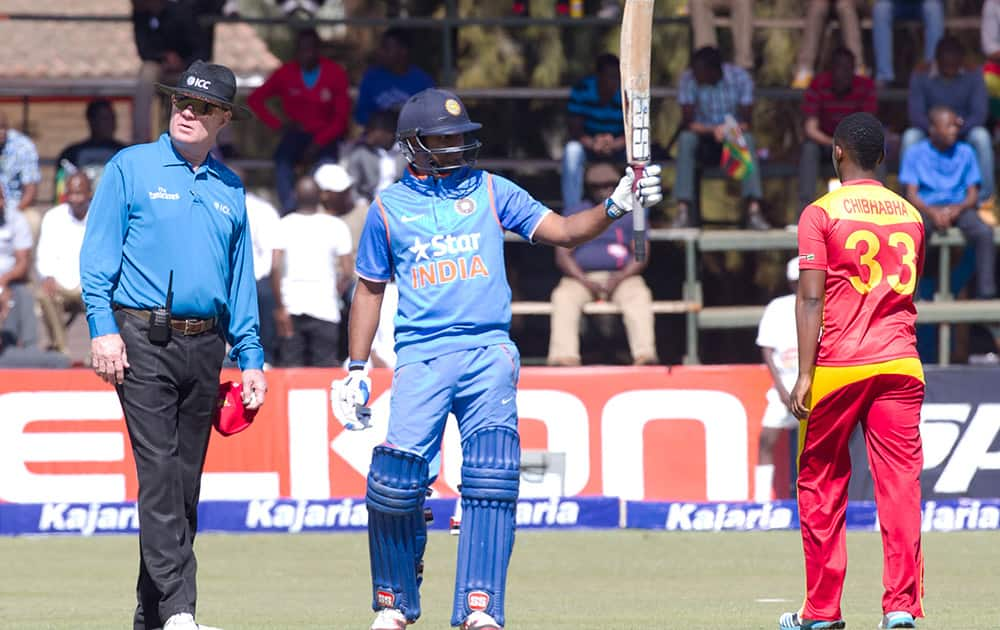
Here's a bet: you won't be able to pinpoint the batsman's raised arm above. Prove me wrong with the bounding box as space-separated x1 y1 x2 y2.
533 164 662 247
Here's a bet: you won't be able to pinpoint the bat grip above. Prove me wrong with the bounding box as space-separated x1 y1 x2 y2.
630 163 647 263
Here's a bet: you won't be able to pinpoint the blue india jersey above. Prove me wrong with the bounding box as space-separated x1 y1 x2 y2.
355 167 550 367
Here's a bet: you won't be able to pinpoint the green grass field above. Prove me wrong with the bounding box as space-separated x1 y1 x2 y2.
0 530 995 629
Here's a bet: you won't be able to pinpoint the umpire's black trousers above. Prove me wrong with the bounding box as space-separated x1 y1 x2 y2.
114 310 225 630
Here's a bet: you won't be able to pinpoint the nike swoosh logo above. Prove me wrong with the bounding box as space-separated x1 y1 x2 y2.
401 214 424 223
501 396 514 405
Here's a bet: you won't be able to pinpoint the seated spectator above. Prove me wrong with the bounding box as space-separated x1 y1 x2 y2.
688 0 753 71
0 111 40 214
353 28 434 127
982 0 1000 125
271 176 353 366
0 185 39 351
248 28 351 214
131 0 210 143
792 0 864 88
0 286 70 368
903 37 993 207
547 161 657 366
672 46 770 230
316 163 365 252
872 0 943 86
343 109 405 206
54 99 126 202
243 179 282 367
799 47 877 214
900 106 996 299
35 173 91 354
563 53 626 210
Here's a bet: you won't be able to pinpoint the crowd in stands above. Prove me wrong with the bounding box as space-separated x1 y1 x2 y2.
3 0 1000 369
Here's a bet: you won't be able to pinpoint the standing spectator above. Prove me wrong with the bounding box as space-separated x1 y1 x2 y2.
688 0 754 71
131 0 210 143
672 46 770 229
354 28 434 127
248 28 351 214
54 99 126 202
872 0 944 86
316 163 366 252
563 53 626 210
343 109 405 206
547 161 657 366
792 0 864 88
754 258 799 503
80 61 264 630
0 185 38 352
798 48 877 215
0 111 40 213
982 0 1000 119
900 106 996 299
35 173 91 355
902 37 993 206
244 184 282 367
271 176 353 367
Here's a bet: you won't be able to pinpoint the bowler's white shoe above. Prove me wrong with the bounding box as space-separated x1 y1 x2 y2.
370 608 408 630
461 611 502 630
162 612 222 630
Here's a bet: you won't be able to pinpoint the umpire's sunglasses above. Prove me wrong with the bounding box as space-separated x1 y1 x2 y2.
172 95 226 116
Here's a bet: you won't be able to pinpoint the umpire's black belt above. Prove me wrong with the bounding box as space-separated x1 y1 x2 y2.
117 306 217 336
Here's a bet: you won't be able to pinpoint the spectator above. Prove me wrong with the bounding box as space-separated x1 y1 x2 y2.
54 99 126 202
900 106 995 299
563 53 626 210
343 109 405 206
982 0 1000 119
244 182 282 367
354 28 434 127
0 111 40 213
798 47 877 215
754 258 799 503
271 176 353 366
547 161 657 366
316 163 366 252
35 173 91 355
791 0 864 88
672 46 770 229
688 0 754 71
903 37 993 207
872 0 943 86
131 0 209 143
0 285 70 368
248 28 351 214
0 185 39 352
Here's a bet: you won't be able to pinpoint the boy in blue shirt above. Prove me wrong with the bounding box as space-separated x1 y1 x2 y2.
331 88 661 630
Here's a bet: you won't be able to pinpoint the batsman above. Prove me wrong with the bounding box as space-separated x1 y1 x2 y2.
330 88 661 630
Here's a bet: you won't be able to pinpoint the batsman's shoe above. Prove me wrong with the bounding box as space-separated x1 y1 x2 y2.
879 612 916 628
778 612 846 629
161 612 223 630
461 611 502 630
370 608 408 630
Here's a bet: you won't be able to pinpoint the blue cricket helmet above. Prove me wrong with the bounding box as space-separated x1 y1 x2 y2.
396 88 482 175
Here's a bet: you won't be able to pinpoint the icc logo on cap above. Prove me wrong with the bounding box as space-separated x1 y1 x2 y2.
186 76 212 89
444 98 462 116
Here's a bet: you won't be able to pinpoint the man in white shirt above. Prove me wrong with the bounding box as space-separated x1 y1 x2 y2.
0 184 37 350
245 187 282 365
271 175 353 366
754 257 800 503
316 162 365 253
35 172 91 353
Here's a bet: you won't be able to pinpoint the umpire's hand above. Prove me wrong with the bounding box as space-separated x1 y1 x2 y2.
91 333 130 385
242 369 267 411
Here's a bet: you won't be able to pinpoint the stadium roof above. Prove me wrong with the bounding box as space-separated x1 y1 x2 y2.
0 0 279 85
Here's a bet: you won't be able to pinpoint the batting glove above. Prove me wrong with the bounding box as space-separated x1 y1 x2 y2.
330 367 372 431
607 164 663 218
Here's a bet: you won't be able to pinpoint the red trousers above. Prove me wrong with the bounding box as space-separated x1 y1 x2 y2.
798 358 925 620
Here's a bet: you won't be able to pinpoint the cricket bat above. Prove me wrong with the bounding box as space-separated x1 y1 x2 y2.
620 0 654 262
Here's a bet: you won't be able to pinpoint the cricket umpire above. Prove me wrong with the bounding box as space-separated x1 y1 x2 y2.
80 60 266 630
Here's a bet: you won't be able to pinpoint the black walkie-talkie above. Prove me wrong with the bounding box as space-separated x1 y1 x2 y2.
148 270 174 345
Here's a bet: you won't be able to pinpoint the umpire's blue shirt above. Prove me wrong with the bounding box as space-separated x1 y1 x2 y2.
80 133 264 370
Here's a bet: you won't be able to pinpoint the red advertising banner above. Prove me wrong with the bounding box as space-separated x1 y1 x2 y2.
0 366 778 504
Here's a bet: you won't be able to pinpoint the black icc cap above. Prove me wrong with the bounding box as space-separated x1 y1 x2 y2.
156 60 253 120
396 88 482 139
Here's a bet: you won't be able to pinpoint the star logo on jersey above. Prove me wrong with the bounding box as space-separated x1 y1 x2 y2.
455 198 476 216
409 236 431 261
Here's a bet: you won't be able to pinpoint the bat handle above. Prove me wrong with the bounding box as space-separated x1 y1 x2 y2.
630 163 647 263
